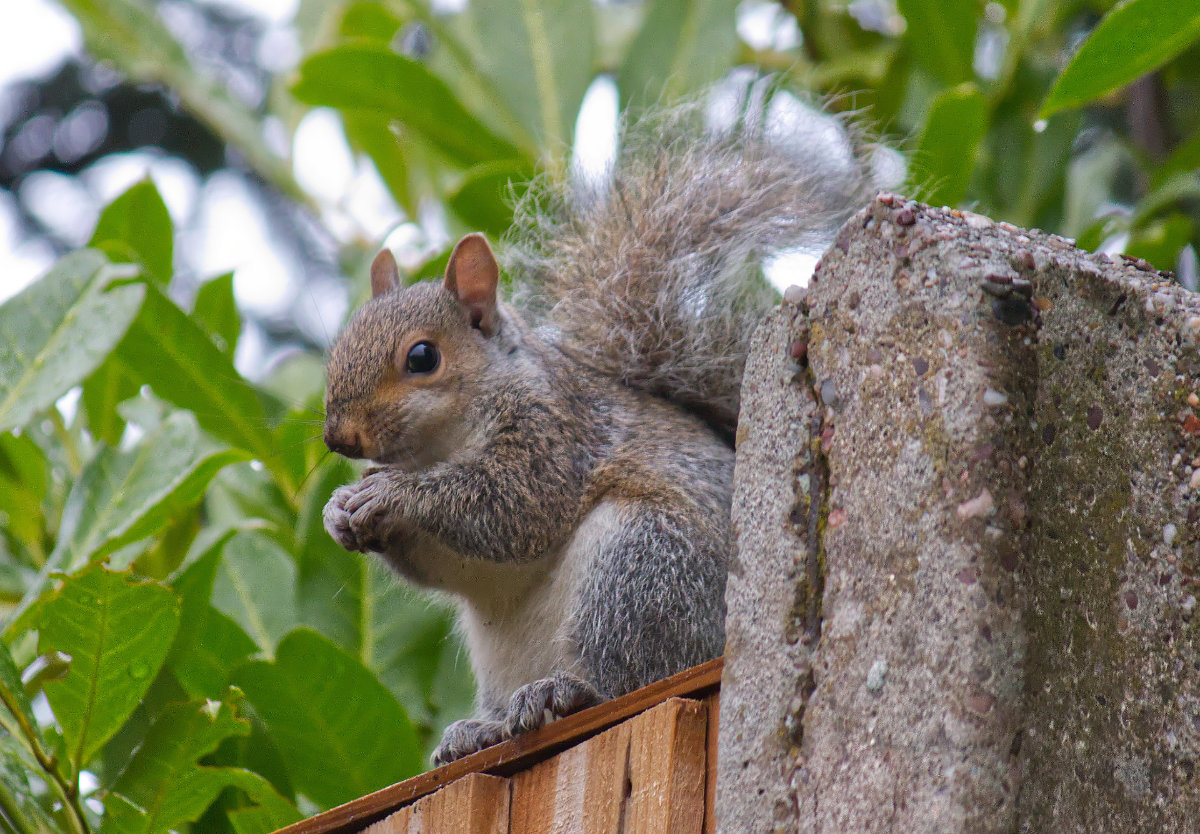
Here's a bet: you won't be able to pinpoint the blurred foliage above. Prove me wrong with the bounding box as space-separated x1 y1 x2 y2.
1 0 1199 832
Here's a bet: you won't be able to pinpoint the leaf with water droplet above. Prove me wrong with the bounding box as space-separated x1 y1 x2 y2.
37 565 179 769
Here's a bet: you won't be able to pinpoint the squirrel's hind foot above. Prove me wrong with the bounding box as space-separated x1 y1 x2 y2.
429 673 604 767
503 671 603 736
430 718 506 767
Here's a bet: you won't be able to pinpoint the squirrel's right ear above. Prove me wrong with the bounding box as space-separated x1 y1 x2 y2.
370 249 401 298
444 233 499 335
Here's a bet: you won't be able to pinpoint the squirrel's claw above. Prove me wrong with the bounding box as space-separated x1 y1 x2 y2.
323 471 410 553
338 470 406 552
503 672 603 737
323 485 364 551
431 718 506 767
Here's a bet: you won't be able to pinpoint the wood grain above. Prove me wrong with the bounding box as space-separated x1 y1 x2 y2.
701 692 720 834
509 698 707 834
625 698 707 834
509 712 632 833
277 657 722 834
360 774 510 834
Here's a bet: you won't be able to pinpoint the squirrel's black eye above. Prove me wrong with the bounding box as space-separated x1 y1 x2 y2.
405 341 440 374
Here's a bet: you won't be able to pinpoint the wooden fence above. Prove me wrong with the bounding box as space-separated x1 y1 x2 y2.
277 658 722 834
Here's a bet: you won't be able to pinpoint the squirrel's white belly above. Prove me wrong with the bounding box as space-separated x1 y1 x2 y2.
458 501 621 703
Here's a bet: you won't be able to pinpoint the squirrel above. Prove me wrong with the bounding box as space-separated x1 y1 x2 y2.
322 94 879 766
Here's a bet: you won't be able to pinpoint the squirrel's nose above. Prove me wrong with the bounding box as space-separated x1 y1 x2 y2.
324 424 364 459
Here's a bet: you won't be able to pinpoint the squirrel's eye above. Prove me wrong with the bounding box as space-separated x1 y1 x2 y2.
405 341 440 374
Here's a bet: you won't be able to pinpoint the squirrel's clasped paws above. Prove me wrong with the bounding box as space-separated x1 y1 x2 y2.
323 470 408 552
430 673 604 766
323 483 364 551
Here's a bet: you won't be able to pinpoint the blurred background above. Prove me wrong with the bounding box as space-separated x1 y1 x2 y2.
5 0 1197 373
0 2 1198 832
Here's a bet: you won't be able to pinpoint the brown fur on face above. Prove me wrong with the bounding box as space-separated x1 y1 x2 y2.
324 282 499 468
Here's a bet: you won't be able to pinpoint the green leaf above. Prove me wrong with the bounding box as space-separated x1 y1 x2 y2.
897 0 977 87
338 2 403 40
1126 214 1192 270
1041 0 1200 118
1130 170 1200 227
101 694 255 834
265 407 329 495
211 533 298 656
0 746 59 834
913 82 988 207
294 459 465 733
206 464 294 534
408 248 453 284
168 546 258 700
297 532 458 728
233 629 422 809
0 432 48 560
294 459 444 672
1156 130 1200 188
466 0 595 146
81 359 141 446
38 566 180 769
90 179 174 284
447 160 530 237
342 113 416 215
1061 138 1130 238
0 640 42 756
225 772 303 834
54 412 248 571
193 274 241 358
619 0 740 108
0 251 144 433
112 282 281 466
293 44 523 167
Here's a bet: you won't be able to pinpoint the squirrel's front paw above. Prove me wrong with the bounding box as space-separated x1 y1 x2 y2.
504 672 603 736
323 485 364 551
431 718 506 767
324 471 409 553
338 470 408 551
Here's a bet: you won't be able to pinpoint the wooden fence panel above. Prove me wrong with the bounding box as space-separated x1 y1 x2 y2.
509 697 707 834
275 660 722 834
625 698 707 834
362 773 510 834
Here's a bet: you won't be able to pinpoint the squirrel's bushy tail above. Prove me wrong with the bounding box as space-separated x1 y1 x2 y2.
506 88 885 436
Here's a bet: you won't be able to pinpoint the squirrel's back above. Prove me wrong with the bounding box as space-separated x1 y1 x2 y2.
506 89 883 436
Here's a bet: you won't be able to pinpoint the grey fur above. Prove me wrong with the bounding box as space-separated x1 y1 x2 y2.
324 94 878 766
507 98 877 434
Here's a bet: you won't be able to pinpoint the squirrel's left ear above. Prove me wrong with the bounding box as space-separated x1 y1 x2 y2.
444 233 499 335
370 249 401 298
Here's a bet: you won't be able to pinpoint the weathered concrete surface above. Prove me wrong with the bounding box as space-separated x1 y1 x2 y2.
717 301 820 833
1013 225 1200 832
716 194 1200 833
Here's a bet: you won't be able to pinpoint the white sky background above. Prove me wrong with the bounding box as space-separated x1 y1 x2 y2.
0 0 842 336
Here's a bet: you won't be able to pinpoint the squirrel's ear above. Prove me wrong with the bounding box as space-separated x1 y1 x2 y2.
444 233 499 335
370 249 401 298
